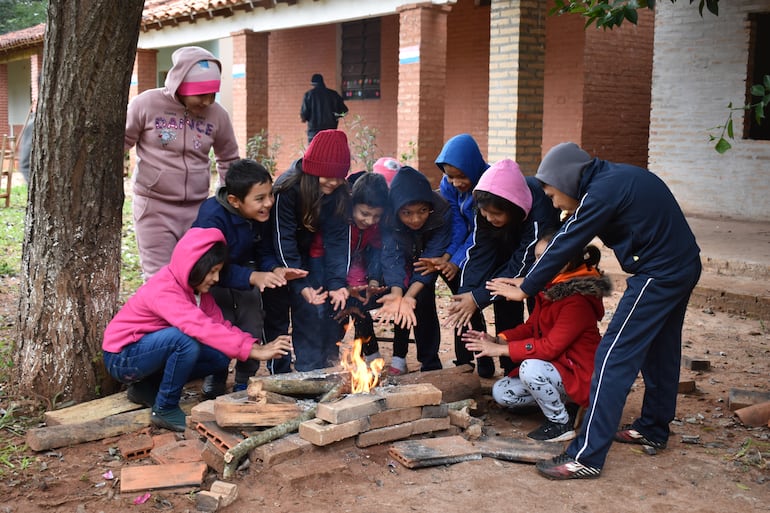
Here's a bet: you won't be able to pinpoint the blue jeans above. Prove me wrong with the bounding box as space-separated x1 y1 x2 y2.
103 327 230 409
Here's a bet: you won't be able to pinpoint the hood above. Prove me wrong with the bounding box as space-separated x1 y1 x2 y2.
544 268 612 318
389 166 435 213
474 158 533 218
435 134 489 185
164 46 222 98
215 186 243 217
535 142 594 200
168 227 226 289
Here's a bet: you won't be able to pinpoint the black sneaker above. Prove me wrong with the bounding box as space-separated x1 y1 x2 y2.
202 374 227 400
536 452 601 480
151 405 187 432
126 381 158 408
527 419 576 442
614 424 667 449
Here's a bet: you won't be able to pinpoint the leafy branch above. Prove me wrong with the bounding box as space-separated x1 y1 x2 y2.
548 0 718 29
709 76 770 153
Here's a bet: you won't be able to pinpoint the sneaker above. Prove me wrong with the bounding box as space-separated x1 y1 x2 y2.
202 374 227 400
536 452 601 480
151 405 187 432
387 366 404 376
614 424 667 449
527 419 576 442
126 381 157 408
388 356 407 376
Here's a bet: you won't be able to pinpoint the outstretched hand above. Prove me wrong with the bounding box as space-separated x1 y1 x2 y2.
461 330 507 358
250 334 293 361
486 277 528 302
444 292 478 332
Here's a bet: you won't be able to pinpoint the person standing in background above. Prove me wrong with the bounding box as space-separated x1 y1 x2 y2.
300 73 349 143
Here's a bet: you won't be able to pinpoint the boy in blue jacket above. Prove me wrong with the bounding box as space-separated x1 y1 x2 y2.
489 143 701 480
376 166 452 374
192 159 307 394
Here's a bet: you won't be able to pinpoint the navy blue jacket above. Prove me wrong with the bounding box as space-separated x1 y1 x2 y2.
522 158 700 296
382 166 452 289
192 188 280 290
460 176 561 306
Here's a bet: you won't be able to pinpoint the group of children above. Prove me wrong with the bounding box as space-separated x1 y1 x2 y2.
107 111 701 482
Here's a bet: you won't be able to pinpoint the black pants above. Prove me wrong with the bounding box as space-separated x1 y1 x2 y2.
391 281 442 372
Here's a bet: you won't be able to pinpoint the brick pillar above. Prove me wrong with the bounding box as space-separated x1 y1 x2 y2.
488 0 546 175
0 64 9 138
31 51 43 106
397 3 450 187
130 48 158 100
231 29 269 156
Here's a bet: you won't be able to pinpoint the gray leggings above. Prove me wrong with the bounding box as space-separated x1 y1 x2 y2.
492 359 572 424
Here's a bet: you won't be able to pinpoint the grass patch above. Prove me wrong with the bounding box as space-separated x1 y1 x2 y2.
0 184 28 278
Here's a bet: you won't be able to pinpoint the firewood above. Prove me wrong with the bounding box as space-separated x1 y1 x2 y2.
250 370 346 397
26 408 150 451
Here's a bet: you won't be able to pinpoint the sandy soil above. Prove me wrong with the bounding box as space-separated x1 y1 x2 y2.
0 278 769 513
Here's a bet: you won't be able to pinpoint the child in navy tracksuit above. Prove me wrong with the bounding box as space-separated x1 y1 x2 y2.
446 159 561 375
273 129 351 372
377 166 452 374
489 142 701 480
192 159 307 393
433 134 492 375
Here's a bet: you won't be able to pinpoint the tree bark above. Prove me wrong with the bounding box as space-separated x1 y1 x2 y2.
14 0 144 403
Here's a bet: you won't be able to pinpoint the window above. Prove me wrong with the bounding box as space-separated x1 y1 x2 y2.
341 19 381 100
746 13 770 140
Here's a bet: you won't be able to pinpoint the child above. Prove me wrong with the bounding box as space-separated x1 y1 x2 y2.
125 46 239 279
463 232 610 442
273 129 351 371
445 159 561 375
430 134 491 376
376 166 452 374
192 159 308 395
102 228 293 432
491 142 701 480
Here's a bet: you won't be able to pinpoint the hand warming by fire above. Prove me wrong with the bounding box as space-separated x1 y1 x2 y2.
340 337 385 394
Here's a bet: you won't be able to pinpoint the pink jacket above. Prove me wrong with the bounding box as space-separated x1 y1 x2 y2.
125 47 239 204
102 227 254 361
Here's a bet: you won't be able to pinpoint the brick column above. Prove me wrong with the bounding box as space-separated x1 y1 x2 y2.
0 64 9 138
130 48 158 100
397 3 450 186
231 29 269 156
30 51 43 106
488 0 546 174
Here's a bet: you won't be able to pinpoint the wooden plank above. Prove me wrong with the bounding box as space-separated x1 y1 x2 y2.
43 391 141 426
388 435 482 468
474 436 563 463
214 401 302 428
26 408 151 452
120 462 207 493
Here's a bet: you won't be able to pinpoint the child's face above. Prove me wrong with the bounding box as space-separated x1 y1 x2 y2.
352 203 384 230
178 93 216 118
443 164 473 193
478 204 511 228
535 238 568 273
543 184 579 216
195 262 224 294
319 177 346 195
228 181 274 222
398 202 432 231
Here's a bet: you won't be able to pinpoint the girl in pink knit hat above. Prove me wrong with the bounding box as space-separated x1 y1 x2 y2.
272 129 352 371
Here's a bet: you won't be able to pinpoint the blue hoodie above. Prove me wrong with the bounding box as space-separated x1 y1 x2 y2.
435 134 489 268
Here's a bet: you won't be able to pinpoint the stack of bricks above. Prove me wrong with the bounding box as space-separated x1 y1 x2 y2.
298 383 450 448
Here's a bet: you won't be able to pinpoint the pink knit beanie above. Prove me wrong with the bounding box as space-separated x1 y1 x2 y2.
474 159 533 218
372 157 401 187
302 130 351 179
177 60 221 96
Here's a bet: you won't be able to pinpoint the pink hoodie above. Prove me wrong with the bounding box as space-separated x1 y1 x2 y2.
125 46 239 203
102 227 254 361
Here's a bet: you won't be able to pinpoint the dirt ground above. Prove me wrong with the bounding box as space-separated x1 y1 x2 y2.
0 275 769 513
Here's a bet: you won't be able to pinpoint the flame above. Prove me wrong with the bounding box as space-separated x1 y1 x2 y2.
340 337 385 394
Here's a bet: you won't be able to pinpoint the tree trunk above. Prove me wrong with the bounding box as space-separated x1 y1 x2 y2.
14 0 144 403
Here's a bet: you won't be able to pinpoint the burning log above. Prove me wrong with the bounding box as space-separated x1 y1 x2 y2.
248 369 348 397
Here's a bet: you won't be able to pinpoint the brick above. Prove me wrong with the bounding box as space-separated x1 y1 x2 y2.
678 380 697 394
298 417 368 446
272 455 347 485
200 440 225 474
151 439 205 465
421 403 449 418
368 407 422 430
152 432 179 449
250 433 314 467
355 422 414 448
379 383 442 409
410 416 451 435
190 400 216 424
316 393 386 424
682 356 711 371
448 409 474 429
214 400 302 428
195 491 221 512
728 389 770 411
120 462 207 493
195 421 243 452
117 432 154 461
209 481 238 507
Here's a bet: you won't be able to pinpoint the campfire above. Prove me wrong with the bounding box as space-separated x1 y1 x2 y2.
339 338 385 394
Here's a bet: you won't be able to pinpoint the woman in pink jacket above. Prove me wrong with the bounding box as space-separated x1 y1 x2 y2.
125 46 239 279
102 228 292 432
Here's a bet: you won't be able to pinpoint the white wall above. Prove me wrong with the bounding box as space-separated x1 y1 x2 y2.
649 0 770 221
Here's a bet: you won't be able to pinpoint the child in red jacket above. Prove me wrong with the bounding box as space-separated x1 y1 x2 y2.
463 232 610 442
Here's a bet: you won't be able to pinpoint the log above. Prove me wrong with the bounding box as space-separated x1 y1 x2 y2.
26 408 151 451
735 401 770 427
250 370 346 397
43 391 141 426
222 382 344 479
392 365 480 403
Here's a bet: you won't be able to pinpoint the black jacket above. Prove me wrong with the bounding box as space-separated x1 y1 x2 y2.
300 77 348 139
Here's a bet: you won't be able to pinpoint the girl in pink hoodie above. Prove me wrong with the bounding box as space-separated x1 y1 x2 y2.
125 46 239 279
102 228 292 431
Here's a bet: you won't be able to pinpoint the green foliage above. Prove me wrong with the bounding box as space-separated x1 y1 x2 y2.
0 184 28 278
399 140 418 165
0 0 48 35
344 115 381 171
120 191 143 300
549 1 718 29
708 76 770 154
245 129 282 176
